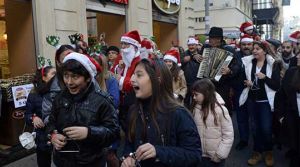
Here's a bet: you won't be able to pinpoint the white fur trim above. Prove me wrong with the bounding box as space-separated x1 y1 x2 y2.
63 52 97 78
121 36 141 48
244 26 253 31
241 37 253 43
289 37 298 42
164 55 177 63
187 38 198 45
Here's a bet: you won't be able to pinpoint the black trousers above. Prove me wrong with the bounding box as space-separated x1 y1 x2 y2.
36 149 52 167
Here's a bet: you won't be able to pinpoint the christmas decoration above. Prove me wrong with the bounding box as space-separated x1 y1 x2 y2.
68 33 84 45
37 55 52 69
46 35 60 48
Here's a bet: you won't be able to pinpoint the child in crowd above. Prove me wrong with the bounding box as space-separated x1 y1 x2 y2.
121 59 201 167
25 66 57 167
191 79 234 167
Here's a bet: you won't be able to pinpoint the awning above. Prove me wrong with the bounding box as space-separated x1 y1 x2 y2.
253 7 279 25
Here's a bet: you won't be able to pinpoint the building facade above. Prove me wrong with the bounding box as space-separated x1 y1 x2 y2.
192 0 253 39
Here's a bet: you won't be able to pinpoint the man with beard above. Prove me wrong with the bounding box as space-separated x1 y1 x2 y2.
118 30 141 129
233 34 253 150
182 37 202 108
282 41 297 70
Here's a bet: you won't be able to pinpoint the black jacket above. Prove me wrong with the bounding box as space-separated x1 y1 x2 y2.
123 99 202 167
25 77 61 151
47 83 120 165
274 67 300 151
182 50 201 86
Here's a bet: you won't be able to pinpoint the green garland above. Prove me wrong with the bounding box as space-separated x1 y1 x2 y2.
46 35 60 47
37 55 52 69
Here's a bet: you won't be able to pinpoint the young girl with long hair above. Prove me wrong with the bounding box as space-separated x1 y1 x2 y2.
121 59 201 167
191 79 234 167
25 66 56 167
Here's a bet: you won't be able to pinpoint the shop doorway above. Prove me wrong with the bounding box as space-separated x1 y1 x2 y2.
153 21 178 53
0 0 35 78
87 11 125 51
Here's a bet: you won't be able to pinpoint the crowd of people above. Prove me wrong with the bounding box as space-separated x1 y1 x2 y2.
24 21 300 167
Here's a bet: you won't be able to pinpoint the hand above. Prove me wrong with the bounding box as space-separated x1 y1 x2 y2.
119 60 125 68
211 154 221 163
221 67 231 75
51 133 67 150
135 143 156 161
32 116 45 129
183 56 191 62
193 54 203 63
63 126 88 140
255 72 266 79
121 157 136 167
244 80 253 87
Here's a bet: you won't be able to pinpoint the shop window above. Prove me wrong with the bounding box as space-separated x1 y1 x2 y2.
0 0 35 79
86 11 125 51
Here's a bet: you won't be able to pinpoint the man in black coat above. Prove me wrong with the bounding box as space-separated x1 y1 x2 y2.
47 53 119 167
233 34 254 150
200 27 241 113
182 37 202 108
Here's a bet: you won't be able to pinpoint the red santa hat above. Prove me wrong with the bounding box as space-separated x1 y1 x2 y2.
120 30 141 48
141 38 153 52
164 49 181 66
240 22 254 33
289 31 300 43
240 34 254 43
187 38 199 45
63 52 102 78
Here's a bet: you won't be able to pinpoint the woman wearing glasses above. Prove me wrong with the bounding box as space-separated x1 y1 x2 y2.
239 41 281 167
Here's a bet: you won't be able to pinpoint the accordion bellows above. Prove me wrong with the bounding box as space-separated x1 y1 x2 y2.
197 48 233 81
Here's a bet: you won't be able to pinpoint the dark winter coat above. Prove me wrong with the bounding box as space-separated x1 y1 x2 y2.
123 99 202 167
182 50 201 86
47 82 120 165
25 77 61 151
275 67 300 151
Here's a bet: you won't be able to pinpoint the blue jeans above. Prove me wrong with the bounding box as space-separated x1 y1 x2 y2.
234 88 249 142
246 98 273 152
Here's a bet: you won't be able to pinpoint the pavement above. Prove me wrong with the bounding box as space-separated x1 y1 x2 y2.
3 112 290 167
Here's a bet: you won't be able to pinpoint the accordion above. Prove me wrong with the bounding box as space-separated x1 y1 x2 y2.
196 47 233 81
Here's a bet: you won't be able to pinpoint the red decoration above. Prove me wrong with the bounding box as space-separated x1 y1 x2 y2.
112 0 128 4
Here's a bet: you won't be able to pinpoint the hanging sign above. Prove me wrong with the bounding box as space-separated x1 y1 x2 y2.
153 0 181 14
12 84 34 108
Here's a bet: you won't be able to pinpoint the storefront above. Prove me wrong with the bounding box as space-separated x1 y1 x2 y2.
0 0 36 164
86 0 127 49
152 0 179 52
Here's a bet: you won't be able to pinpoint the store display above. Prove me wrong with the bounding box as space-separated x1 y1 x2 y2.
0 73 34 101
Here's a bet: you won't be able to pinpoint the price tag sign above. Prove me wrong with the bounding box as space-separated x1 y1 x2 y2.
12 84 34 108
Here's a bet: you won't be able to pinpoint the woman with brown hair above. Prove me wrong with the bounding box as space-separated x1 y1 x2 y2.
163 49 187 103
121 59 201 167
93 54 120 108
239 41 281 166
